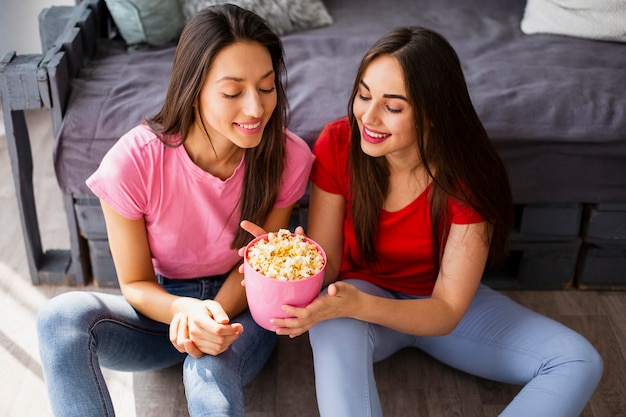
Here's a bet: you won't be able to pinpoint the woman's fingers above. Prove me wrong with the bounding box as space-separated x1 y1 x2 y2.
169 312 188 353
240 220 267 237
183 340 205 359
204 300 231 325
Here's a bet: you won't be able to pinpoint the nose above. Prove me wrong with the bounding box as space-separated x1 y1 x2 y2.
360 100 379 125
243 90 263 118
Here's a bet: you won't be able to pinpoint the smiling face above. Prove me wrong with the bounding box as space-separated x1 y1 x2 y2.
352 54 420 161
194 40 277 151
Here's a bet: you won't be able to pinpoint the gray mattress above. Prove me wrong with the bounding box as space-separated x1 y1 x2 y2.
53 0 626 203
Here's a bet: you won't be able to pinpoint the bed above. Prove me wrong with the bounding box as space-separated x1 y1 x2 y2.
1 0 625 288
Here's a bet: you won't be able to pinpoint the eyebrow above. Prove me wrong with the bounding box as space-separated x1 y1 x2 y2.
218 69 275 83
360 80 409 102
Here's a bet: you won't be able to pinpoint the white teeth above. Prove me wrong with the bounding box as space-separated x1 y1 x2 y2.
365 128 389 139
239 121 261 130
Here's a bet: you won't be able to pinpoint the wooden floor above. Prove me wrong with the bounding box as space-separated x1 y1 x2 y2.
0 110 624 416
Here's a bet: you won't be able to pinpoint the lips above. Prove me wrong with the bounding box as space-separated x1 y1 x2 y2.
362 126 391 144
235 119 263 135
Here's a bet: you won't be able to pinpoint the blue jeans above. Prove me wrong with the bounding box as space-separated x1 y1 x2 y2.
36 275 276 417
309 280 603 417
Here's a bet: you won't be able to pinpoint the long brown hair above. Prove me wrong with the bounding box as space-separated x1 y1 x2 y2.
146 4 287 249
348 27 513 272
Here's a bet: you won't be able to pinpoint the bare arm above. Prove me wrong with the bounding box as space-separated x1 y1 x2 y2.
101 200 294 356
102 200 239 356
306 184 346 287
275 220 490 337
100 200 180 324
213 204 295 317
337 221 489 336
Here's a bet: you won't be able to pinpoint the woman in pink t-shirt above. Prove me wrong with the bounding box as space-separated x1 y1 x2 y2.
262 27 602 416
36 5 313 417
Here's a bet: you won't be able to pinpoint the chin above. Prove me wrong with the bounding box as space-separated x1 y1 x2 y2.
237 135 264 149
360 139 385 158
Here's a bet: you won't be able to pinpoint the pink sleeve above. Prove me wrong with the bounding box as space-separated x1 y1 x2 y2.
275 130 315 207
85 127 151 220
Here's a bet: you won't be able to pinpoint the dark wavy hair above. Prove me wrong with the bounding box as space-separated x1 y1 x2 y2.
146 4 288 248
348 26 513 272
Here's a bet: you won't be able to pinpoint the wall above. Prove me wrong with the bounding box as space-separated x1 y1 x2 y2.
0 0 74 55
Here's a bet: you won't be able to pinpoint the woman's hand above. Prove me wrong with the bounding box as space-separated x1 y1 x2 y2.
270 281 361 338
169 299 243 358
170 313 203 358
239 220 267 239
240 219 305 238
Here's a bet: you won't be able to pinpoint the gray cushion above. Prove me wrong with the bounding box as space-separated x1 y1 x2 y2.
179 0 333 35
104 0 186 50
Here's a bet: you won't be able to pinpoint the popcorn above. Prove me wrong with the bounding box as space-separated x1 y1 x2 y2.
246 229 325 281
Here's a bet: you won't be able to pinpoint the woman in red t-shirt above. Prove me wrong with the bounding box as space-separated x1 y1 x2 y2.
261 27 603 417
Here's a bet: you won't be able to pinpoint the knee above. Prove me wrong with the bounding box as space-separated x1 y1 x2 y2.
36 292 96 345
310 317 349 346
309 317 371 356
37 293 71 337
548 333 604 387
577 339 604 387
183 355 245 416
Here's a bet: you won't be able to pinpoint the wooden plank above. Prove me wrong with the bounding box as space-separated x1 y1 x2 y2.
273 335 317 416
0 108 42 284
45 49 70 134
38 6 74 52
0 53 43 111
62 193 89 286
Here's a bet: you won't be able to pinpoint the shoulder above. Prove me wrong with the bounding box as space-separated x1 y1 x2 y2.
313 117 351 156
95 125 183 188
446 192 485 225
282 128 315 176
320 117 351 140
109 124 178 163
284 129 313 157
119 124 163 150
309 118 351 195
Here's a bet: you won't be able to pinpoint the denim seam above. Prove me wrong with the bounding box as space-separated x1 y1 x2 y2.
363 321 373 417
87 317 124 417
90 315 168 337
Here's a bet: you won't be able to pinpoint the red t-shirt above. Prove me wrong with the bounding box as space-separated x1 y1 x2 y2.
310 118 483 295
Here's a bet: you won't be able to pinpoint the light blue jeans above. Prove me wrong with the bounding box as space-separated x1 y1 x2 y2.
36 275 276 417
309 280 603 417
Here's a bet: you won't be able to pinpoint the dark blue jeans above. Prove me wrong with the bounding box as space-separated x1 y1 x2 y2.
37 275 276 417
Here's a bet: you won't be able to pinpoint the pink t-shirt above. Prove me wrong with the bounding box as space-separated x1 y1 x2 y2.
86 124 314 278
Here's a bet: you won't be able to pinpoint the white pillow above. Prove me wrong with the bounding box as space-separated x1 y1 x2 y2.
521 0 626 42
180 0 334 36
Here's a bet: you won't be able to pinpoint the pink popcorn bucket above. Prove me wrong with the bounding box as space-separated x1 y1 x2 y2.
243 233 326 331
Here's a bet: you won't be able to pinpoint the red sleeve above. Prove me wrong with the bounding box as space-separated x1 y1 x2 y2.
310 118 351 197
448 197 484 224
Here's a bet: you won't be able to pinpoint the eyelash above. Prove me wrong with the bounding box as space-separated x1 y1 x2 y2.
223 87 276 99
358 93 402 113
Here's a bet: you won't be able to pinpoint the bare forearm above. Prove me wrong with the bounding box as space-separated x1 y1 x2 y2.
121 280 184 324
351 292 463 336
214 265 248 319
